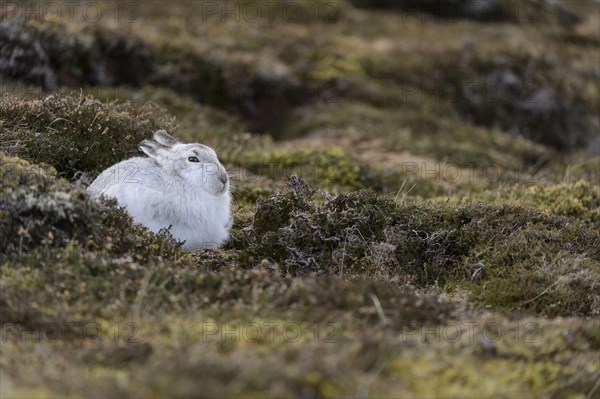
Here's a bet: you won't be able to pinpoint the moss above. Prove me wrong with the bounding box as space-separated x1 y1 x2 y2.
0 16 329 135
567 157 600 186
468 255 600 316
0 152 181 258
284 101 549 170
0 159 450 324
145 27 337 134
239 177 599 316
363 165 447 198
1 3 599 397
381 317 600 397
0 94 175 178
0 18 150 90
0 153 90 253
233 147 365 191
3 2 598 152
233 144 455 197
1 246 450 328
444 180 600 228
443 180 600 315
0 153 185 328
75 85 249 148
229 172 278 207
135 86 247 143
511 180 600 224
454 204 598 316
361 42 599 151
2 312 598 398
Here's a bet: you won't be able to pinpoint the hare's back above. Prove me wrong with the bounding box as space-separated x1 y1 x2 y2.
87 157 163 199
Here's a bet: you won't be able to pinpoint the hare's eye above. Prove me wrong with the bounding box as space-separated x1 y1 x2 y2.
188 156 200 163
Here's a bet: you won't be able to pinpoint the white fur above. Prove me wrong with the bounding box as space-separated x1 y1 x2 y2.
87 130 232 250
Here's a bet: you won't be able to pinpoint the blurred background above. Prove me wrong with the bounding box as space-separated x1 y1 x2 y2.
2 0 599 196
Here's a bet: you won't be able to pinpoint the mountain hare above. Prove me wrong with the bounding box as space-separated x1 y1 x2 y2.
87 130 232 250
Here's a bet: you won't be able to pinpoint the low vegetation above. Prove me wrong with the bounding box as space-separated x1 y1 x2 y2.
0 95 174 178
1 0 599 397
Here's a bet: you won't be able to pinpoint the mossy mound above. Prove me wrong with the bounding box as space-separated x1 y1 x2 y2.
0 153 180 259
0 154 450 326
2 306 598 398
233 147 364 191
0 152 179 326
0 17 327 134
449 180 600 228
240 176 600 316
12 261 451 325
376 316 600 397
284 101 550 170
0 19 150 90
231 145 448 196
2 6 596 150
362 46 598 151
2 241 450 329
148 40 331 134
0 94 174 178
449 50 597 151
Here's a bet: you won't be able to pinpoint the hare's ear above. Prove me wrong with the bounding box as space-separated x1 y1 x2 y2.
139 139 165 159
153 130 179 148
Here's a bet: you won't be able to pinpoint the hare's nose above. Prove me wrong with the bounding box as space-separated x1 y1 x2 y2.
219 174 228 185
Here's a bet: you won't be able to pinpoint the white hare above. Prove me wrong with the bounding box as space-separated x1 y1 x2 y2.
87 130 232 250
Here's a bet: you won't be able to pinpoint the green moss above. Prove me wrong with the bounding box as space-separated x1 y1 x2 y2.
444 180 600 228
0 153 185 328
382 318 600 397
229 144 450 197
567 157 600 186
508 180 599 224
1 246 450 328
234 147 364 191
284 101 548 170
